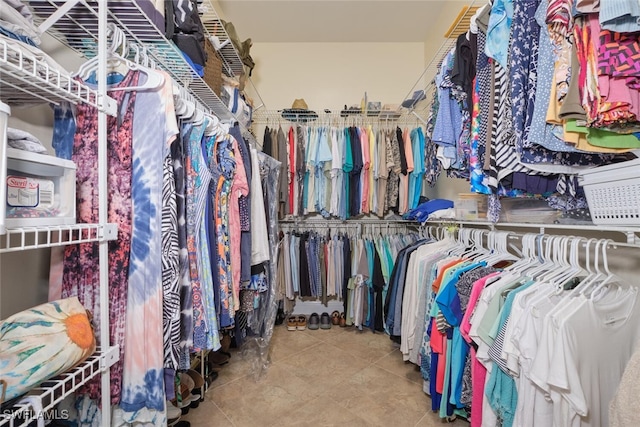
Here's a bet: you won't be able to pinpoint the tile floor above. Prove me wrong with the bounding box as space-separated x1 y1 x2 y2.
182 323 469 427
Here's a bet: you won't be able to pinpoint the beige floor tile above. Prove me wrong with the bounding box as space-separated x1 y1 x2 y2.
182 323 463 426
206 349 253 390
374 350 425 385
270 395 372 427
323 328 397 363
180 399 234 427
208 363 316 426
334 365 431 426
276 341 371 396
269 325 324 362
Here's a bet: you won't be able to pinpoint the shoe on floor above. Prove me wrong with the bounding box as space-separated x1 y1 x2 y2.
185 369 204 389
339 312 347 327
287 316 297 331
320 312 331 329
167 400 181 420
296 315 307 331
331 311 340 325
209 350 230 365
308 313 320 330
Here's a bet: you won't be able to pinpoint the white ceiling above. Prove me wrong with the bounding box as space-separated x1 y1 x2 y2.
217 0 476 43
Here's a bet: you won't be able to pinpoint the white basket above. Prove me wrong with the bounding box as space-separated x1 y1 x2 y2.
578 158 640 226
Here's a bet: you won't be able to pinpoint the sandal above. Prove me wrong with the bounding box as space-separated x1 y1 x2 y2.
287 316 298 331
331 311 340 325
297 315 308 331
339 312 346 328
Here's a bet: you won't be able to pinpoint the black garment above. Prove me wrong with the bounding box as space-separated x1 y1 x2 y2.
171 0 207 66
451 32 476 116
342 235 351 315
349 127 363 217
171 126 190 345
299 233 312 297
371 247 385 332
396 127 407 175
262 126 272 156
164 0 175 39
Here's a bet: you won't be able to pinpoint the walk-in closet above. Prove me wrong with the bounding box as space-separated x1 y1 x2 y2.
1 0 639 426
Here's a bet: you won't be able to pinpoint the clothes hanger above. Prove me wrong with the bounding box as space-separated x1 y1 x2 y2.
545 236 584 289
204 113 220 136
588 239 625 300
76 24 164 92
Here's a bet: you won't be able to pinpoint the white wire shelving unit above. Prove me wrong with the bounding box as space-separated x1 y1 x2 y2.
0 223 117 253
0 38 106 111
0 348 119 427
28 0 243 122
0 2 118 426
198 0 244 77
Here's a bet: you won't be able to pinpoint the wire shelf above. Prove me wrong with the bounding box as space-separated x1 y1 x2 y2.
0 223 117 253
0 38 101 108
28 0 236 121
199 0 244 77
0 350 104 427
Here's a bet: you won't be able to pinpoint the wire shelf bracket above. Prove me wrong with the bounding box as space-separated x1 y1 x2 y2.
0 349 114 427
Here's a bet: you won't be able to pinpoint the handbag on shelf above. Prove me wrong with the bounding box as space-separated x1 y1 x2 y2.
0 297 96 403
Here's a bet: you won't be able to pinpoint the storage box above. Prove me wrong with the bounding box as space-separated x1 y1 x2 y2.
455 193 487 220
578 158 640 226
499 198 560 224
4 147 76 228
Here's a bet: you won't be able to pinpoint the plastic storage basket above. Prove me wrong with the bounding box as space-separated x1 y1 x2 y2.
578 158 640 226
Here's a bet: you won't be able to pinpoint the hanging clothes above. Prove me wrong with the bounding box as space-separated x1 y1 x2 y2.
62 69 140 405
115 71 179 425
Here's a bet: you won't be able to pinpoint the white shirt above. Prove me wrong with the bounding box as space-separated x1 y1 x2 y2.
547 285 640 427
250 148 270 265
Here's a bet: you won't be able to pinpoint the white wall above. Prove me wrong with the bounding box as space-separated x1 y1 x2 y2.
248 42 425 111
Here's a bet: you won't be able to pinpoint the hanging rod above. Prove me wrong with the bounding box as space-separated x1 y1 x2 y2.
252 110 425 126
425 219 640 245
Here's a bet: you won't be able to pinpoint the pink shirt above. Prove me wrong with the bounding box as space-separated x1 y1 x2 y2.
230 136 250 310
460 272 501 427
360 127 370 214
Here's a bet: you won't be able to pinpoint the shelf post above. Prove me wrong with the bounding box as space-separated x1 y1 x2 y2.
97 1 112 426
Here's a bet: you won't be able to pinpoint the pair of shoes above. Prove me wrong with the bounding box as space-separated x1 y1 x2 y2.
308 313 320 330
172 372 201 414
331 311 340 325
339 312 347 327
287 315 308 331
320 312 331 329
186 369 204 409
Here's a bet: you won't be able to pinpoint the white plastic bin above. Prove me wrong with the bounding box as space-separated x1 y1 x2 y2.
4 148 76 228
578 158 640 226
0 101 10 235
